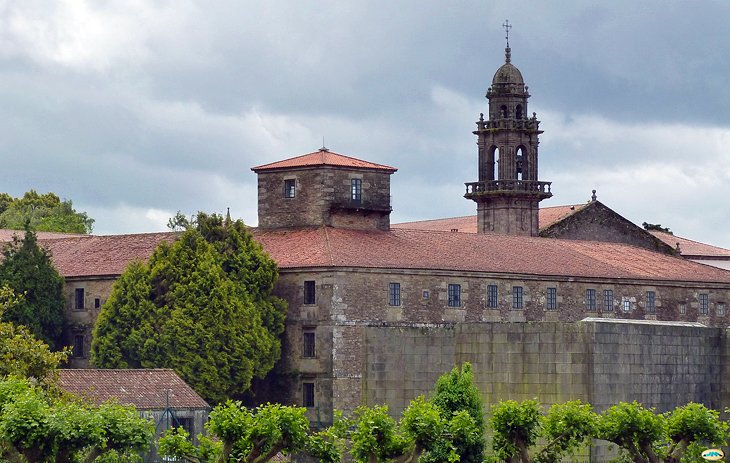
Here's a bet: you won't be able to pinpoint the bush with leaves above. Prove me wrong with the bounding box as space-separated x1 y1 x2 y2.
0 190 93 233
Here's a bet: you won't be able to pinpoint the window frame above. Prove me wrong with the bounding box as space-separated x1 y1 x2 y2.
73 334 85 358
74 288 85 311
447 284 461 307
679 302 687 315
718 303 726 316
603 290 613 312
646 291 656 313
512 286 523 309
546 287 557 311
623 300 632 312
283 179 296 198
585 289 596 312
303 281 316 305
487 284 498 308
388 282 401 307
351 178 362 204
699 293 709 314
302 382 315 408
302 331 316 358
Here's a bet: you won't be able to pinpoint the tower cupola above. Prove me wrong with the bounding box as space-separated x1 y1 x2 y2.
464 21 552 236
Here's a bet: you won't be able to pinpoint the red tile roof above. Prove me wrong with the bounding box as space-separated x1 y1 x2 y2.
649 231 730 259
252 227 730 284
0 229 88 242
251 148 397 173
58 369 209 410
392 204 588 233
41 232 177 278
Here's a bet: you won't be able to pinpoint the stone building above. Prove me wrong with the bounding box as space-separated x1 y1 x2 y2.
2 34 729 461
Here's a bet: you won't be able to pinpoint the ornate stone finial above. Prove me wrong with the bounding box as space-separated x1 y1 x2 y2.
675 242 681 253
503 19 512 63
225 207 232 226
479 112 484 121
591 189 597 202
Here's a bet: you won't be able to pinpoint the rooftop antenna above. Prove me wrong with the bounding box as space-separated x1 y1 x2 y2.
502 19 512 63
320 136 329 152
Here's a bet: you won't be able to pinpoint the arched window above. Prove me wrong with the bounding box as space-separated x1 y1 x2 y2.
516 146 527 181
500 105 508 118
516 104 523 119
492 146 500 180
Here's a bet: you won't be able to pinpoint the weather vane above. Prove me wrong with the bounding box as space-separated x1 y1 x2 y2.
502 19 512 48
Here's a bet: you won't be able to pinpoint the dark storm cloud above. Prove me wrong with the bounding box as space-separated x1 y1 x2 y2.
0 0 728 247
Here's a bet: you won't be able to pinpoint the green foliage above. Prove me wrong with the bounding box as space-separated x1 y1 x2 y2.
597 401 665 463
538 400 596 463
0 190 94 234
0 286 69 382
491 399 542 462
350 404 406 463
0 228 66 349
162 400 312 463
0 377 153 463
423 363 485 463
92 213 287 403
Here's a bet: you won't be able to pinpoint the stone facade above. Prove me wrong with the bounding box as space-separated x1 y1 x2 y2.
271 267 730 426
255 158 394 231
63 276 116 368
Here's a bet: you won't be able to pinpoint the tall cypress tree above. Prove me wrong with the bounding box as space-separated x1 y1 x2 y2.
0 228 66 350
92 213 287 403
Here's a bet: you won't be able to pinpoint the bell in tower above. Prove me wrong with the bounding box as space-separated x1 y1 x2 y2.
464 21 552 236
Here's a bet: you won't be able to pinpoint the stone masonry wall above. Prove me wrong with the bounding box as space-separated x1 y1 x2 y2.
64 277 116 368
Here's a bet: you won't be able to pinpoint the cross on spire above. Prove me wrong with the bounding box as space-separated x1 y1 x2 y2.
502 19 512 47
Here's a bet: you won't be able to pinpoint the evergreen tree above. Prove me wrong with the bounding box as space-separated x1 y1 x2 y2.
92 213 287 403
0 228 66 350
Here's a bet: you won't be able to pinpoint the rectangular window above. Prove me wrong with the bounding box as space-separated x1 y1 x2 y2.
546 287 557 311
585 289 596 311
74 288 85 311
699 293 709 314
94 298 101 309
679 303 687 315
302 331 315 358
388 283 401 306
646 291 656 313
303 281 316 305
512 286 523 309
603 290 613 312
351 178 362 204
176 417 194 439
73 335 84 358
487 284 498 308
284 179 296 198
623 300 632 312
447 284 461 307
422 290 429 300
303 382 315 408
718 303 726 316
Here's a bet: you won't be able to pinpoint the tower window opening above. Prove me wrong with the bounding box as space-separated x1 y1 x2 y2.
500 105 508 118
493 147 500 180
516 104 523 119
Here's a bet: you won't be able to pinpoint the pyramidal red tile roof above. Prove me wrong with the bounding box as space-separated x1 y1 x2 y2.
252 227 730 284
251 148 397 173
392 204 588 233
41 232 177 278
649 231 730 258
58 369 209 410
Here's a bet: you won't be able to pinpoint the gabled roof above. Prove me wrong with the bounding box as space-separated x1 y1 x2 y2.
58 369 209 410
251 148 397 173
391 204 588 233
41 232 177 278
252 227 730 284
649 231 730 259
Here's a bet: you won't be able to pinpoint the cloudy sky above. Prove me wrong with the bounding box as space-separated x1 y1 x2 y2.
1 1 729 248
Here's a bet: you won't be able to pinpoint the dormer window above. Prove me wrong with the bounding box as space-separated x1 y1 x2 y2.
284 179 296 198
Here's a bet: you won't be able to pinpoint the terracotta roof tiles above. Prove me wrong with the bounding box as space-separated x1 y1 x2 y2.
58 369 209 410
251 149 397 173
649 231 730 258
252 227 730 284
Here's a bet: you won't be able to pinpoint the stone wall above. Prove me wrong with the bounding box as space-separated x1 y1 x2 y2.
256 167 392 230
63 277 116 368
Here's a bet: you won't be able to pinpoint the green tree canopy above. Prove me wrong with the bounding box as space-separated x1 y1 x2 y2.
0 286 68 383
91 212 287 403
0 229 66 350
0 190 93 234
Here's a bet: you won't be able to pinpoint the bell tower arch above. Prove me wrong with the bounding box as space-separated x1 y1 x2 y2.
465 21 552 236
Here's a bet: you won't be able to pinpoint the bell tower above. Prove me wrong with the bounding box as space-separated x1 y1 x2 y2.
464 21 552 236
